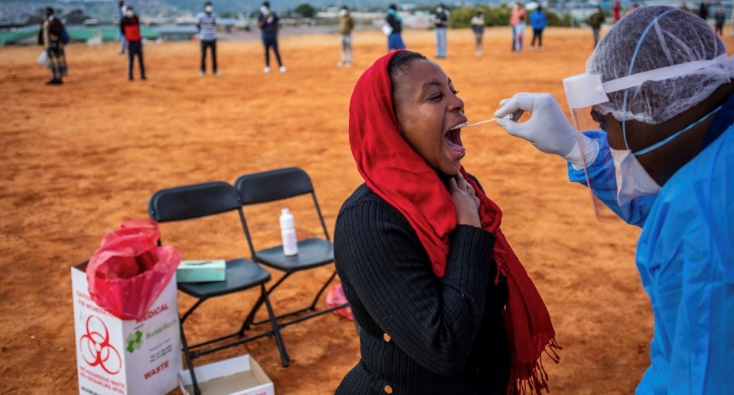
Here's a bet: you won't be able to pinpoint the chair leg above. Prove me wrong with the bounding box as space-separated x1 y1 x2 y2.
239 293 265 335
180 316 201 395
261 284 290 367
251 269 337 325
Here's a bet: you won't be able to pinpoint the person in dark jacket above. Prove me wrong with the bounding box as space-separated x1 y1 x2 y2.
120 6 146 81
530 5 547 51
335 50 559 395
714 5 725 36
588 6 605 47
471 11 485 56
258 1 285 73
38 7 67 85
386 4 406 51
434 4 449 58
698 2 709 20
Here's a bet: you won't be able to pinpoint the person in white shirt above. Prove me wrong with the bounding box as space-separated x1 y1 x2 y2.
197 1 220 76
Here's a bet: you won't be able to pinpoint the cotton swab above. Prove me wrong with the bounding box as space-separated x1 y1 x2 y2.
450 110 525 130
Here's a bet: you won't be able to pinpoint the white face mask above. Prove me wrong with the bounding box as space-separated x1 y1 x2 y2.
339 9 348 16
260 6 269 14
205 6 213 12
126 10 134 17
437 7 443 12
609 148 661 207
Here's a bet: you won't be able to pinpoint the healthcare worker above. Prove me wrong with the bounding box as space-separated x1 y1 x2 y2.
495 6 734 394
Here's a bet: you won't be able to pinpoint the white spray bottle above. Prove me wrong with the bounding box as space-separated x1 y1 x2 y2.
280 208 298 256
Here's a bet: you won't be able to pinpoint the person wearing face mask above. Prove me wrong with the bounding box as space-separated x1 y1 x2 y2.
120 6 146 81
37 7 67 85
334 50 560 395
258 1 285 73
337 6 354 67
495 7 734 394
197 1 220 76
434 4 449 59
385 4 406 51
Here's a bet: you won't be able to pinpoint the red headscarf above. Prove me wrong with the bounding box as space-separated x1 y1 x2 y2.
349 51 560 394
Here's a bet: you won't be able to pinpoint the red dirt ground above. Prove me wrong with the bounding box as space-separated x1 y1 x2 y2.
2 26 731 395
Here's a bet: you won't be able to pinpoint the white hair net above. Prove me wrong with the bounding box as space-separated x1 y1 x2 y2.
587 5 734 124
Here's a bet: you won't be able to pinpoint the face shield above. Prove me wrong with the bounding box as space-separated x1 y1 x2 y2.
563 53 730 222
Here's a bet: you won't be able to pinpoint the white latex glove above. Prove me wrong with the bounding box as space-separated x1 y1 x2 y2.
494 93 599 168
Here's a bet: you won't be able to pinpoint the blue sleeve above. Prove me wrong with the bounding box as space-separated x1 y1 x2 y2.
567 130 656 227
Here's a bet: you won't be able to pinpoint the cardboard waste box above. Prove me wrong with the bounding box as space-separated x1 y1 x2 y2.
71 262 182 395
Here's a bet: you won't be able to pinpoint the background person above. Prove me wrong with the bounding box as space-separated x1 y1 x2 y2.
471 11 485 56
117 1 127 55
714 5 725 36
434 4 449 58
258 2 285 73
337 49 559 395
197 1 219 76
386 4 405 51
515 15 526 53
680 1 692 12
588 6 604 47
509 3 526 51
530 5 546 51
614 0 621 22
338 6 354 67
698 2 709 20
37 7 67 85
495 7 734 394
120 6 146 81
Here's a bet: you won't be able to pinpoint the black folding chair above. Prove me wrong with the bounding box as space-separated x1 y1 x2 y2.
233 167 349 332
148 181 289 395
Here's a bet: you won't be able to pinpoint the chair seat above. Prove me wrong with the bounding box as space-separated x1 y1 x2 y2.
256 238 334 272
177 258 271 299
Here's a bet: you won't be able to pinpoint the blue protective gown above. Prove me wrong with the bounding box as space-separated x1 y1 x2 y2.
568 120 734 394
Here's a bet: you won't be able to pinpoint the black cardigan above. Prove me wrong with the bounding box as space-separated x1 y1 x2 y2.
333 181 510 395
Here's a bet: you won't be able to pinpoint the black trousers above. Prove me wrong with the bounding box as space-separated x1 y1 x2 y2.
715 23 724 37
263 37 282 67
127 41 145 79
201 39 217 73
531 28 543 47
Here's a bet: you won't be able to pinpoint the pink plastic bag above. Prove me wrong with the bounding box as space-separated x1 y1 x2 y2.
86 219 181 320
326 283 353 321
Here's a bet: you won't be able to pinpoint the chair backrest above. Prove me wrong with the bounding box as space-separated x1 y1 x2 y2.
234 167 330 246
148 181 242 223
234 167 313 205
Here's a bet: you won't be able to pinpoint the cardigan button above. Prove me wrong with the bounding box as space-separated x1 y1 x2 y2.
383 333 390 342
384 385 393 394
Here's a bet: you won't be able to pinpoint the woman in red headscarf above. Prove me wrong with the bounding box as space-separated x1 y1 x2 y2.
333 50 560 395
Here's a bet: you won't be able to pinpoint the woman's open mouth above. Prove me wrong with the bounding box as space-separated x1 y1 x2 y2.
444 127 465 155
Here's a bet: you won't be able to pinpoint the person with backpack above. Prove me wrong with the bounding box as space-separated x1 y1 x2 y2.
120 6 146 81
37 7 67 85
588 6 605 47
529 5 547 51
434 4 450 58
338 6 355 67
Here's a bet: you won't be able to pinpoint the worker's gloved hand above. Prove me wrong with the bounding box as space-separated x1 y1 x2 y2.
494 93 599 168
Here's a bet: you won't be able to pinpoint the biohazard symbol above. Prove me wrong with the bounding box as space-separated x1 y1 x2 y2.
126 330 143 353
79 315 122 375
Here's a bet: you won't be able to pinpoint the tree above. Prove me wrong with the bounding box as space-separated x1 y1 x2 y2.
64 9 92 25
294 3 317 18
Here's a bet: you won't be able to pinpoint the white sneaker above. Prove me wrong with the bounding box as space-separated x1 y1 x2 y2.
529 47 534 51
539 46 545 51
337 62 344 67
263 67 271 73
214 71 222 76
199 71 205 76
279 66 286 73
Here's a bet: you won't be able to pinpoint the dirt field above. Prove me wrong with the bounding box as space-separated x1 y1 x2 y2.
2 26 731 394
